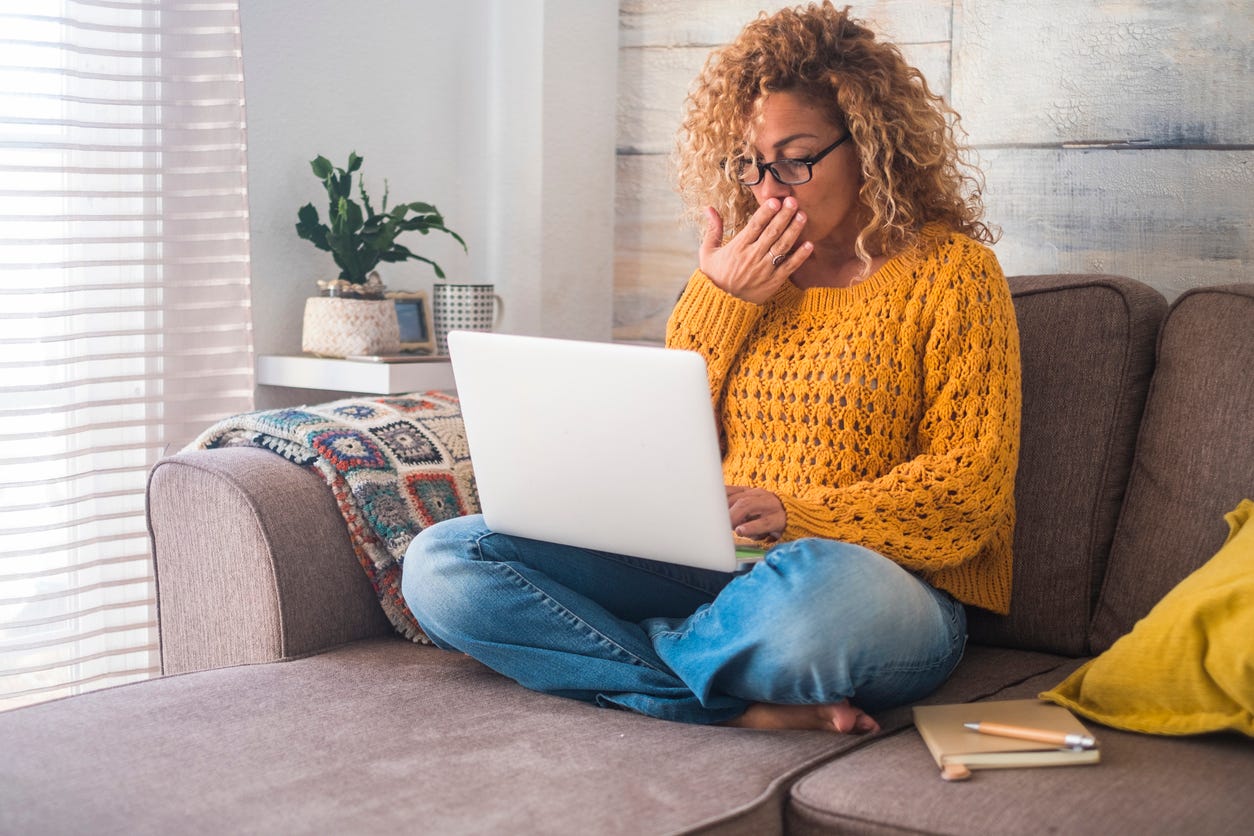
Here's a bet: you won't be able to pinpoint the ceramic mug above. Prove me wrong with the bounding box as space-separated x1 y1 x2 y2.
432 283 504 354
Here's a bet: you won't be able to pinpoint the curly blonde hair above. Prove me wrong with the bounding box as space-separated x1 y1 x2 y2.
674 2 996 267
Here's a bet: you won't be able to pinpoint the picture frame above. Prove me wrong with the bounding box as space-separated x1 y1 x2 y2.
386 290 435 354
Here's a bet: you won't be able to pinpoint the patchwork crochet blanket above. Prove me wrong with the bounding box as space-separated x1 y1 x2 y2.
188 392 478 642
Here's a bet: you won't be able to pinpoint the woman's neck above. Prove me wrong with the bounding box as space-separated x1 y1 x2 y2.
792 241 890 289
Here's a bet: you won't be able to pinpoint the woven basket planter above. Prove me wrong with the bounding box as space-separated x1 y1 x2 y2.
301 296 400 357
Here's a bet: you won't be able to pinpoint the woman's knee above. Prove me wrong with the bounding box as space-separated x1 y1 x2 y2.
400 514 489 628
737 539 961 677
756 538 907 612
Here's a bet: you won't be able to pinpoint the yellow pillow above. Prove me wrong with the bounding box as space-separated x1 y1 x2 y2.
1042 499 1254 736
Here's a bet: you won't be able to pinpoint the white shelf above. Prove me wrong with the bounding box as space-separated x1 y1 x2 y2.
256 355 456 395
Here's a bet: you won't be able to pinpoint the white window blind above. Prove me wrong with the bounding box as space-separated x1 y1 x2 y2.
0 0 255 710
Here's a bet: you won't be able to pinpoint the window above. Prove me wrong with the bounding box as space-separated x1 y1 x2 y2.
0 0 254 710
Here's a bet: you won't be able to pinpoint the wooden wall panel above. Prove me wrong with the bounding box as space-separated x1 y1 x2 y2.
954 0 1253 302
620 0 954 47
616 45 705 156
614 1 1253 342
613 154 693 342
981 148 1254 297
953 0 1254 146
619 43 951 155
615 1 957 342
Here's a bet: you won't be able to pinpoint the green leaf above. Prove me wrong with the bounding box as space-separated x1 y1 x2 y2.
335 172 352 198
298 154 465 280
358 252 382 276
410 254 446 279
330 250 355 281
435 225 469 251
334 242 372 284
331 197 349 235
311 156 333 179
359 190 376 221
296 203 320 226
344 199 364 232
395 216 430 232
295 224 330 251
295 203 331 250
376 249 408 263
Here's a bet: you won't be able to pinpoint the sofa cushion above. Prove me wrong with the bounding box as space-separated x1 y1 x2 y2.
786 666 1254 836
0 636 1074 836
968 275 1166 655
0 637 900 836
1044 499 1254 736
1091 284 1254 652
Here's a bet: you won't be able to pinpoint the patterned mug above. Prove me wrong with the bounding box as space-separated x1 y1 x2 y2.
432 283 504 354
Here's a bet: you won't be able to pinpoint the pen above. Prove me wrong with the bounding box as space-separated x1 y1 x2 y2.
963 721 1096 750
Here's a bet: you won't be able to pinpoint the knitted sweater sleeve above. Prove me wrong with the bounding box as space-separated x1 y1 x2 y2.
780 250 1022 572
665 269 763 408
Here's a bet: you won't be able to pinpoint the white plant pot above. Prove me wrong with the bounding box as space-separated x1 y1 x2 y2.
301 296 400 357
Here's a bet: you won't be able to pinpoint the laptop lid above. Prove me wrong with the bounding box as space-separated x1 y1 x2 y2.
447 330 742 572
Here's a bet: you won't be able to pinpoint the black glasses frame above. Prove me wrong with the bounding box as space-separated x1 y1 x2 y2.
735 132 851 186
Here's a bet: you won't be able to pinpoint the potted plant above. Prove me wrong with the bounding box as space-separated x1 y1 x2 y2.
296 152 466 357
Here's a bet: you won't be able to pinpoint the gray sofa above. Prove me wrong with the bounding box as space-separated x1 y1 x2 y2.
3 274 1252 835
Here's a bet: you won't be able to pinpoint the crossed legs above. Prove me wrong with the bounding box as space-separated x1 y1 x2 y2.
402 515 965 729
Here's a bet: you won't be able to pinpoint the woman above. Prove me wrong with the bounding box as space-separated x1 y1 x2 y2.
402 2 1020 734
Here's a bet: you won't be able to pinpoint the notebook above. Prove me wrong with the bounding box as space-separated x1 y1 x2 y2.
446 330 766 572
913 699 1101 771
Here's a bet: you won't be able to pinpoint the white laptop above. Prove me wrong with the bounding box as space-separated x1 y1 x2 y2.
446 330 766 572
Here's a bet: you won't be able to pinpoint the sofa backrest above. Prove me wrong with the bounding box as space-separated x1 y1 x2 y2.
1089 283 1254 653
968 275 1166 656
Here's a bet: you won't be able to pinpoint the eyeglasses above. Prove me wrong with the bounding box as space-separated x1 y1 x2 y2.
733 132 851 186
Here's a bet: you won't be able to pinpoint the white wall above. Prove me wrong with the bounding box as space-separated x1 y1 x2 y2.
240 0 617 404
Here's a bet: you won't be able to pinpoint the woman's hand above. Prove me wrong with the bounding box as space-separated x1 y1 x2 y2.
726 485 786 541
699 197 813 304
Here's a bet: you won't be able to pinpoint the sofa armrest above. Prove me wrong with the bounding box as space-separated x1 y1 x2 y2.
147 447 393 675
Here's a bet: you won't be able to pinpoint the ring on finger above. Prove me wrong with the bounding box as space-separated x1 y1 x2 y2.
769 248 787 267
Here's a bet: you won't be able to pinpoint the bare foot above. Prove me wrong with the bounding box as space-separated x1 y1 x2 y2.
724 699 880 734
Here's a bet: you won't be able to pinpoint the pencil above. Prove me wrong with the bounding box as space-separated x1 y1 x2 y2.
963 721 1096 750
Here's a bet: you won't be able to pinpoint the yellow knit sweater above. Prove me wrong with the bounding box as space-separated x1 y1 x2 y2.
666 226 1021 614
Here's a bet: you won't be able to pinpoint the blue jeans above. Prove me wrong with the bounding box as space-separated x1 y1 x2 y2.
401 515 966 725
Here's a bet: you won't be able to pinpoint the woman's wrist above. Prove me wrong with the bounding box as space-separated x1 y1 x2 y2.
668 269 763 347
